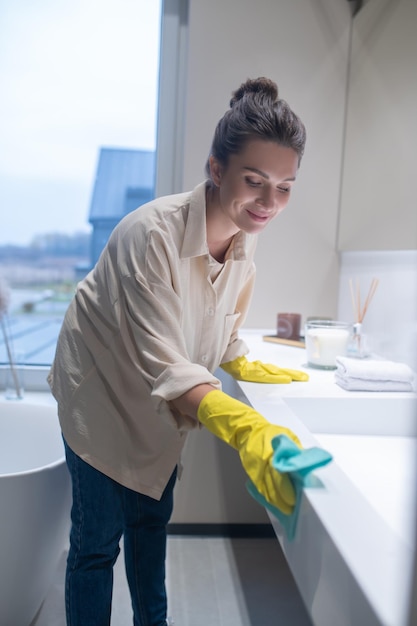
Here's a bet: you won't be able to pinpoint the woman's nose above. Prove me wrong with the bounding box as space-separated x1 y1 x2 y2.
256 187 274 208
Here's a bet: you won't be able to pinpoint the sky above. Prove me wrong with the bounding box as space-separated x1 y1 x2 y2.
0 0 161 245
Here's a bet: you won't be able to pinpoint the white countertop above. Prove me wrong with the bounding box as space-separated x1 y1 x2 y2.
233 330 417 626
315 433 417 543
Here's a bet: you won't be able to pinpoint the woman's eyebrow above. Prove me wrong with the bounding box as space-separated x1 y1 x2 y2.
243 166 296 182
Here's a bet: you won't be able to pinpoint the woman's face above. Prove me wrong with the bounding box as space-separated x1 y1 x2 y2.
209 139 300 235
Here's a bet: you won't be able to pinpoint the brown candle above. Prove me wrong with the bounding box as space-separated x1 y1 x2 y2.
277 313 301 341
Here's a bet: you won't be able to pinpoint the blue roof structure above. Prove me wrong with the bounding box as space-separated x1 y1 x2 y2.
88 147 156 265
89 147 155 220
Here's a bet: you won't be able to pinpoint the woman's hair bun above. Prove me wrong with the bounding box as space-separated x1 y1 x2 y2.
230 77 279 108
205 75 306 178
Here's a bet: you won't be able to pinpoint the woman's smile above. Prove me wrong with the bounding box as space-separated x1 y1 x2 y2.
245 208 271 223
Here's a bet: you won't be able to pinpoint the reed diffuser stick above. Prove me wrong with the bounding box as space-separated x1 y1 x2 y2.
348 277 379 323
349 278 356 320
356 280 361 323
361 278 379 322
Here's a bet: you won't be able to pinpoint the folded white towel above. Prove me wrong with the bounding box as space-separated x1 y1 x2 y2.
335 356 415 392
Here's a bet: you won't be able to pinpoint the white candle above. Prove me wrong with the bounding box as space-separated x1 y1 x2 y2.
306 327 350 368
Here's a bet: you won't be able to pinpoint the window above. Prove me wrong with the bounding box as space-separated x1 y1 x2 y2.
0 0 164 380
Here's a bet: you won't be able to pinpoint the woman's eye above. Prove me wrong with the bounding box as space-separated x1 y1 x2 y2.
245 177 262 187
278 186 290 193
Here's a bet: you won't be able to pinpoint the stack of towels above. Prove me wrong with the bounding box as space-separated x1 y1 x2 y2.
335 356 415 392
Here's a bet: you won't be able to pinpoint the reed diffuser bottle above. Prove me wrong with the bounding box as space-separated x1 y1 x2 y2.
347 278 379 359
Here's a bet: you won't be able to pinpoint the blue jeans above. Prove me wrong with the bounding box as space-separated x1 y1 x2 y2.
64 439 176 626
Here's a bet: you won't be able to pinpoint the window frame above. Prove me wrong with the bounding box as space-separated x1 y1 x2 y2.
2 0 189 393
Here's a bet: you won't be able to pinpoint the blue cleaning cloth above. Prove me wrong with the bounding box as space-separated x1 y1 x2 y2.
247 434 333 541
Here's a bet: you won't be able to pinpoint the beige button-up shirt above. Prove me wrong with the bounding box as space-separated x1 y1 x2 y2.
48 181 257 499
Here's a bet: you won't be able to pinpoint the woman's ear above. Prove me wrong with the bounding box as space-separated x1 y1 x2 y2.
208 156 223 187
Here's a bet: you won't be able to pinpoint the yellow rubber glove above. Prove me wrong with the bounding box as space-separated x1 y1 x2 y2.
221 355 309 384
197 389 302 515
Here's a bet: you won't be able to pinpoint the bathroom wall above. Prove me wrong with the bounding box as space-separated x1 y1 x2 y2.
336 0 417 370
168 0 417 330
179 0 351 328
338 0 417 251
169 0 351 524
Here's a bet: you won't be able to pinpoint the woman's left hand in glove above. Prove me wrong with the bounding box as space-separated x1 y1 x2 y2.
221 355 309 384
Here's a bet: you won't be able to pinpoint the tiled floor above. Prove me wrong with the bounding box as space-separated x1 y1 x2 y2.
33 536 312 626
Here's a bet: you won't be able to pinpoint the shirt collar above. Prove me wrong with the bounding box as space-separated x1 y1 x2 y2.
180 180 249 261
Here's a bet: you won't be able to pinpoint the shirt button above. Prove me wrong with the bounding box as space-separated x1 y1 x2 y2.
207 307 214 316
201 355 208 363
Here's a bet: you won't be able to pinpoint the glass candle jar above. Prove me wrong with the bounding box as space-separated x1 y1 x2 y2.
305 320 351 369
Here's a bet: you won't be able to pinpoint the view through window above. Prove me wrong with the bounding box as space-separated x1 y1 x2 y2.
0 0 162 368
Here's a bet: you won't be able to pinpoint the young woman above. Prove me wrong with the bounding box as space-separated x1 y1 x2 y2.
49 77 311 626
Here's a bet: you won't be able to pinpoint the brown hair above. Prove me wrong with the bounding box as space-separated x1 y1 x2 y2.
205 77 306 177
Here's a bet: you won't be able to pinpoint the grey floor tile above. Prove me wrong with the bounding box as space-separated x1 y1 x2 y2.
166 537 312 626
33 536 312 626
29 551 67 626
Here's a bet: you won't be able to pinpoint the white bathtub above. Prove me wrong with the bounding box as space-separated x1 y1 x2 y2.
0 398 71 626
